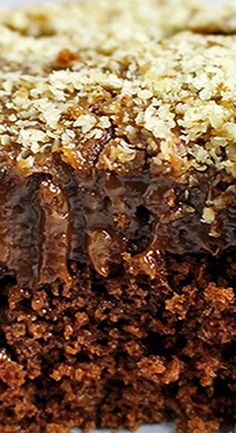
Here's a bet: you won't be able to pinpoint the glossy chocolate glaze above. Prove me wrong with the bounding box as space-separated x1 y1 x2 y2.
0 160 235 288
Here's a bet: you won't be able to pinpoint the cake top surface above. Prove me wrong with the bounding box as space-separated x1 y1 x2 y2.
0 0 236 177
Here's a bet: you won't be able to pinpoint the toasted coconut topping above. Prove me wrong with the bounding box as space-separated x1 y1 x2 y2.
0 0 235 177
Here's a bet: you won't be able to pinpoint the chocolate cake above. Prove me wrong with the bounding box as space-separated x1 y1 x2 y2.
0 1 235 432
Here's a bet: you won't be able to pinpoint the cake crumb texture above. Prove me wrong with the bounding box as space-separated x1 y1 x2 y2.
0 1 235 433
1 252 235 433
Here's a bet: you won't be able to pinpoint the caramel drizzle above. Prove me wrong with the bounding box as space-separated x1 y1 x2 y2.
1 166 235 288
0 163 88 288
38 178 72 287
55 158 88 267
0 172 14 265
7 174 45 287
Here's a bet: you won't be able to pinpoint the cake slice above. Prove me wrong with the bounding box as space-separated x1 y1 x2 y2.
0 1 235 433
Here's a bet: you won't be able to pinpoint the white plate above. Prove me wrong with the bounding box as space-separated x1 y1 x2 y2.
72 423 233 432
0 0 229 5
72 425 175 433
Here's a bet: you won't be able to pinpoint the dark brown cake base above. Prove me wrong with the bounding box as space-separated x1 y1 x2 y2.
0 163 236 433
0 247 235 433
0 0 236 430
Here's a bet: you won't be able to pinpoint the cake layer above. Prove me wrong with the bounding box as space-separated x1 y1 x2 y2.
0 1 235 433
0 161 235 433
0 248 235 433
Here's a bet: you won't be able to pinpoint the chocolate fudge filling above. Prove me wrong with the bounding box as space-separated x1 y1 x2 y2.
0 164 235 289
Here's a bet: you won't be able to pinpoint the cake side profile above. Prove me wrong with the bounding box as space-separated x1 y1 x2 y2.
0 1 235 433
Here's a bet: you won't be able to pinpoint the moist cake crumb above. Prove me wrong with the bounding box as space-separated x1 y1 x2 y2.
0 1 235 433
